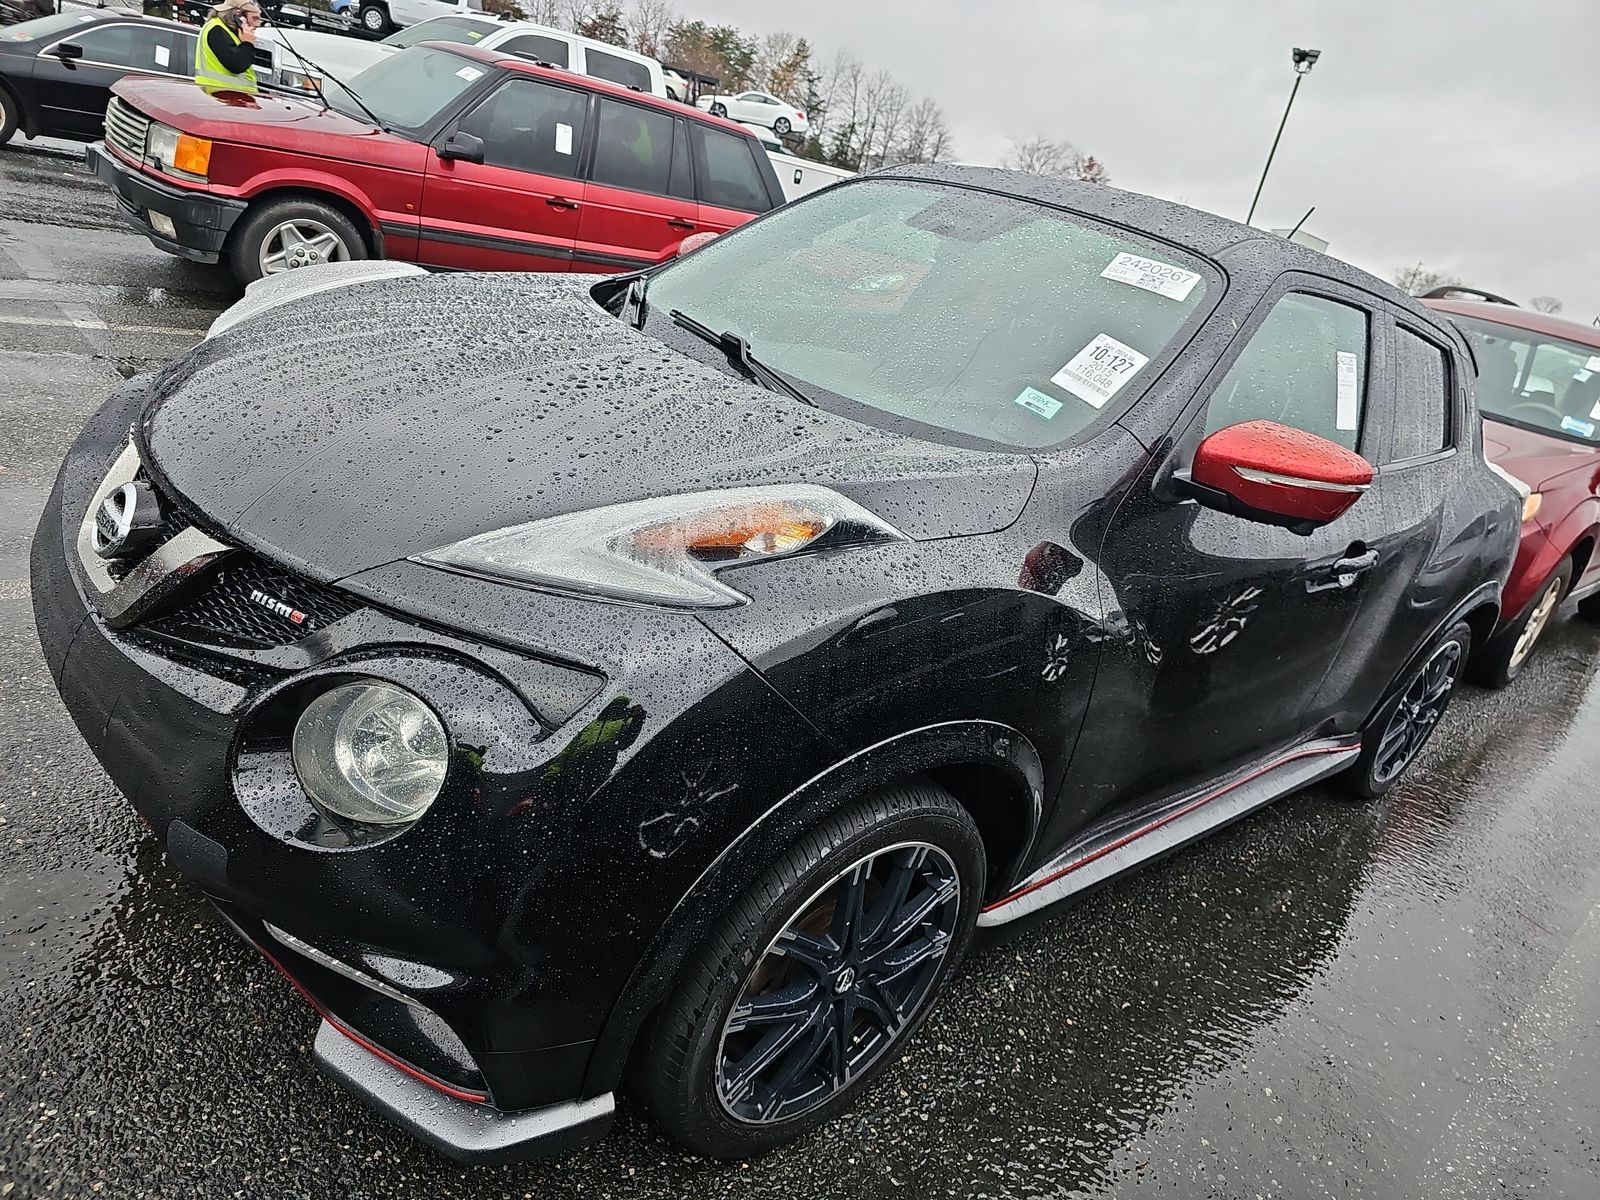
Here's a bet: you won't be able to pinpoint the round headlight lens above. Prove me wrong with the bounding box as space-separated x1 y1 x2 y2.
291 682 449 826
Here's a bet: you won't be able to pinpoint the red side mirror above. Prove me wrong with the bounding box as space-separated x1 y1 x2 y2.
677 231 720 256
1188 419 1373 532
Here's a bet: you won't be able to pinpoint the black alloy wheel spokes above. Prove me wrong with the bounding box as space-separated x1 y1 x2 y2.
1373 639 1462 785
715 842 962 1125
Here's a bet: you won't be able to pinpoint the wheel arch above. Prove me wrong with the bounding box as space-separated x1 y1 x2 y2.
228 183 384 258
580 719 1044 1098
0 75 33 138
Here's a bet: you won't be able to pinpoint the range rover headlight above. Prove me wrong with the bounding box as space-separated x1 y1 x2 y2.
291 681 448 825
145 122 211 181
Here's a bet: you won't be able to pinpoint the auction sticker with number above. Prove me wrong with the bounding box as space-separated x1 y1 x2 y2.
1100 253 1201 301
1051 334 1150 408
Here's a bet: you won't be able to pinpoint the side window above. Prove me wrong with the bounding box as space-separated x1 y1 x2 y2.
67 23 187 73
1204 292 1370 453
693 125 771 213
590 98 674 195
497 34 569 69
454 78 587 178
585 48 650 93
1390 329 1451 461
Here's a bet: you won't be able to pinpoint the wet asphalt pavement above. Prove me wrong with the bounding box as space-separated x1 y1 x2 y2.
3 141 1600 1200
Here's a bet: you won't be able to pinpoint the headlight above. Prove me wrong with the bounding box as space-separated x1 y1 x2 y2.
291 681 449 825
145 122 211 181
1486 461 1541 523
414 484 906 609
279 68 325 93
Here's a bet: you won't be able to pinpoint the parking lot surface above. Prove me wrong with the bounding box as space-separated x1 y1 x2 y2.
3 141 1600 1199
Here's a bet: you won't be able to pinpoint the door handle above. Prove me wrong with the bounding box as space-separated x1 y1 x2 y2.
546 197 580 210
1304 544 1377 593
667 218 696 231
1332 549 1378 575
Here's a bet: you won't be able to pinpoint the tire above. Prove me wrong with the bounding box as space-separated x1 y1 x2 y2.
1341 621 1471 799
637 780 984 1159
1469 559 1571 689
357 2 388 35
0 86 17 147
226 197 367 287
773 117 791 136
710 102 727 117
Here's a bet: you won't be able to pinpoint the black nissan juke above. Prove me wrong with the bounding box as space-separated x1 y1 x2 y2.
33 166 1519 1162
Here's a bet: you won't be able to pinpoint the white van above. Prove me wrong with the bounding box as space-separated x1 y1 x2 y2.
259 13 668 100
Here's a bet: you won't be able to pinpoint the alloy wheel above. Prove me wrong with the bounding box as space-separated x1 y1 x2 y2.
711 102 726 117
259 219 351 275
1509 576 1563 672
714 841 961 1125
774 117 791 135
1372 638 1462 785
360 6 384 32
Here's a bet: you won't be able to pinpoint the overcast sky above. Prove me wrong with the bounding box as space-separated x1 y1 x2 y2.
687 0 1600 323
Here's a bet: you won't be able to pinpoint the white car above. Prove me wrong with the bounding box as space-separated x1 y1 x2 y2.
697 90 809 137
258 13 667 99
355 0 478 37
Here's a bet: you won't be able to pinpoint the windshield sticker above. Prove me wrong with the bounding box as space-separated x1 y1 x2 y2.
1586 355 1600 373
467 30 484 39
154 44 169 67
1100 253 1201 302
1336 351 1360 430
1589 397 1600 421
1561 415 1597 439
1051 334 1150 408
1014 386 1063 419
556 123 574 155
454 65 483 82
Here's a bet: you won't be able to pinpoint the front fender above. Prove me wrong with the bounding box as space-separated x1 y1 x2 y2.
580 718 1043 1097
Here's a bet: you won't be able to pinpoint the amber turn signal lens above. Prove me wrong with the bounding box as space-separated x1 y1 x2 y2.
1523 492 1542 523
173 134 212 178
635 503 827 557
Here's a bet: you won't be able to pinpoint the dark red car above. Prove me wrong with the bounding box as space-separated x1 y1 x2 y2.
86 42 783 285
1426 298 1600 684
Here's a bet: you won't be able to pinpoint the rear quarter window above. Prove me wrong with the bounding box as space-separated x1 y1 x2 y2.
693 125 772 213
585 47 651 93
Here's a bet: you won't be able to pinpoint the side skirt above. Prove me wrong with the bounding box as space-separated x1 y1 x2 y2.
977 736 1360 928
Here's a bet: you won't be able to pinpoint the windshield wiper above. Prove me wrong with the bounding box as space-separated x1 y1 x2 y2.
623 272 649 328
263 17 391 133
669 309 815 407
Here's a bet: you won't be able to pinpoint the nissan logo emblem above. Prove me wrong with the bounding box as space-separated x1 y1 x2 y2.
91 481 163 560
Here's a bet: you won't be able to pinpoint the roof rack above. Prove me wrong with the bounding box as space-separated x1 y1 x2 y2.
1420 285 1518 306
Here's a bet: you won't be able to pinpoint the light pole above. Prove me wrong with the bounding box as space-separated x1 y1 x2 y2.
1245 46 1321 228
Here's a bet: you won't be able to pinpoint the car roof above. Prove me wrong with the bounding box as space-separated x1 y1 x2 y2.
877 162 1463 342
11 8 190 32
431 42 753 131
1422 298 1600 349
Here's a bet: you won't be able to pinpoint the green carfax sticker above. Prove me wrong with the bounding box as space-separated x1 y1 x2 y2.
1014 386 1063 419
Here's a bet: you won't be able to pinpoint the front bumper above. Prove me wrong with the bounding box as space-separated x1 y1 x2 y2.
86 142 246 264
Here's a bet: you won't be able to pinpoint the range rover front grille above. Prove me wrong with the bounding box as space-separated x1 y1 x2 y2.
144 555 361 650
103 97 150 163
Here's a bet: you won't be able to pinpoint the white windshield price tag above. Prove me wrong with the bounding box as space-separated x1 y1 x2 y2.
1051 334 1150 408
1014 386 1063 419
1586 355 1600 373
454 65 483 81
1335 351 1360 430
1589 398 1600 421
1100 252 1201 302
555 123 573 155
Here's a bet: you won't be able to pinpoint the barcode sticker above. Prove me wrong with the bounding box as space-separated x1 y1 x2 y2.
1051 334 1150 408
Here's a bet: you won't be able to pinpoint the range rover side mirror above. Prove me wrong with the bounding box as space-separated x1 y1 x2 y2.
437 130 485 164
1178 419 1373 534
55 42 85 62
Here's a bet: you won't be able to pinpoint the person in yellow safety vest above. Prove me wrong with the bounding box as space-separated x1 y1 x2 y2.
195 0 261 94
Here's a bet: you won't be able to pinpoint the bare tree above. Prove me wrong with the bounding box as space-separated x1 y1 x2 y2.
896 96 954 165
1529 295 1565 314
628 0 675 57
1005 135 1078 176
519 0 563 24
1392 263 1462 296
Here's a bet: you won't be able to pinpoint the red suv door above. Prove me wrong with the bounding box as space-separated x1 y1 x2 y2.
574 98 699 272
690 122 778 235
419 75 590 271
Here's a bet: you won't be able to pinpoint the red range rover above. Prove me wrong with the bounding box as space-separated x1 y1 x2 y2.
1425 296 1600 685
86 42 784 285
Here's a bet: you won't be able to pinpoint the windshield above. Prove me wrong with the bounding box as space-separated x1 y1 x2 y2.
1 12 103 41
337 46 485 131
640 179 1212 449
381 15 495 49
1455 315 1600 445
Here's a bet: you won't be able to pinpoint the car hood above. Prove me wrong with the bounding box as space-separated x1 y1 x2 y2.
140 273 1038 582
112 77 403 157
1483 416 1600 490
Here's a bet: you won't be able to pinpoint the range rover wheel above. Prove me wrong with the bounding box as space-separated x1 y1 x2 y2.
227 197 367 286
1342 621 1471 799
1470 559 1570 689
638 780 983 1159
357 2 389 35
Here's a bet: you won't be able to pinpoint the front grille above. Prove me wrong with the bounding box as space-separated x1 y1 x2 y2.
145 554 361 649
104 97 150 163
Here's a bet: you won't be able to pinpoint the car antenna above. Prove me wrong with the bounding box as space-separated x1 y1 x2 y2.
261 13 390 133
